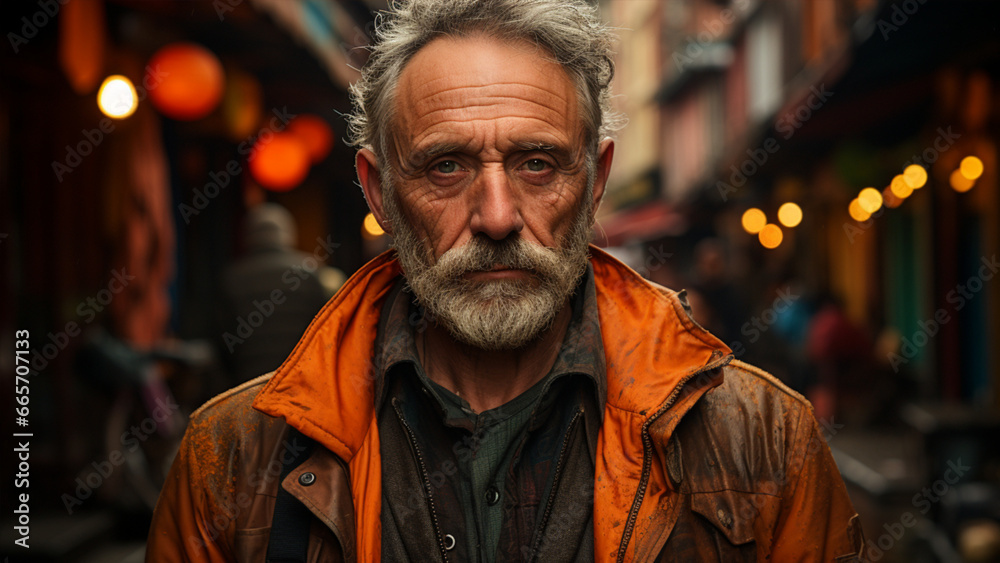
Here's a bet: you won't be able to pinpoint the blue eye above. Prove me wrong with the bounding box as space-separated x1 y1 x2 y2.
434 160 459 173
525 159 548 172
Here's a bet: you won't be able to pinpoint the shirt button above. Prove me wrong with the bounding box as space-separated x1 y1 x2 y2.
299 472 316 486
485 486 500 506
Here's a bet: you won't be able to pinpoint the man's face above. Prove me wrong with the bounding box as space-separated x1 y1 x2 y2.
357 34 613 350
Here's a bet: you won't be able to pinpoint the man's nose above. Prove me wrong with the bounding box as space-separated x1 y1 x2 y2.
469 168 524 240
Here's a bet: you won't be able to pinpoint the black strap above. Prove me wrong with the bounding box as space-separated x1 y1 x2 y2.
266 428 316 563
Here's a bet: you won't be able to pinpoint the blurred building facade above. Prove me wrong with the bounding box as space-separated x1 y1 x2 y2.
600 0 1000 408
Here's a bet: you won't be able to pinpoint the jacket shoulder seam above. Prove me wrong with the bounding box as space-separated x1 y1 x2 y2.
191 372 274 419
726 359 812 408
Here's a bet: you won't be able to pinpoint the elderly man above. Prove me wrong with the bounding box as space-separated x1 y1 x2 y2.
147 0 865 561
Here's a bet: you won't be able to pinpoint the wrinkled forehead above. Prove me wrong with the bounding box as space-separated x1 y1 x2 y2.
388 34 585 157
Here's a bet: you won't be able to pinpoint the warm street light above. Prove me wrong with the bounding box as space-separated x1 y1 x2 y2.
890 174 913 199
848 198 871 222
903 164 928 189
97 75 138 119
858 187 883 214
777 202 802 228
363 212 384 237
960 156 984 180
758 224 783 249
950 169 975 193
741 208 767 234
883 186 904 209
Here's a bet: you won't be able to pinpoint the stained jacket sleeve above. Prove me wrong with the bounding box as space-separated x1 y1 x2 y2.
769 408 867 562
146 418 235 562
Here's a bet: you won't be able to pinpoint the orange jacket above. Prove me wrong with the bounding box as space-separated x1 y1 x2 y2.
147 247 866 562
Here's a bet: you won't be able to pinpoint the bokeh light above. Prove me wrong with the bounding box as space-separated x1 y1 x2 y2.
741 208 767 234
97 75 138 119
287 114 333 164
363 212 384 237
858 187 883 213
848 198 871 222
248 132 310 191
883 186 903 209
890 174 913 199
950 169 975 193
960 156 984 180
903 164 928 189
777 202 803 228
758 224 783 249
147 42 225 121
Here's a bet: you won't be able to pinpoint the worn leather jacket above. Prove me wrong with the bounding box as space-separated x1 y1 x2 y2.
147 247 866 562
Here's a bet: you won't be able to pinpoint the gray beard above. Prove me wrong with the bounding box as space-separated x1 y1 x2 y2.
384 180 594 351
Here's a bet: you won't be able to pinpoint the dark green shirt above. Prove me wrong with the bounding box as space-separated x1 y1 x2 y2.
375 266 607 562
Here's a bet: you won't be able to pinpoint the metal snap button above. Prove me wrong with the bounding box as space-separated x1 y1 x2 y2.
443 533 456 551
485 486 500 506
299 472 316 486
716 508 733 529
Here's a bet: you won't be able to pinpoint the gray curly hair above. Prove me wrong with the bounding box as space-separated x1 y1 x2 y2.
346 0 623 173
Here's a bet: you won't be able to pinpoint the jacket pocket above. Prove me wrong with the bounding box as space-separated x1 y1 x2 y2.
686 491 765 562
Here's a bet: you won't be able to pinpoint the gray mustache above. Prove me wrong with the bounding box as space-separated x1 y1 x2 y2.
445 237 551 274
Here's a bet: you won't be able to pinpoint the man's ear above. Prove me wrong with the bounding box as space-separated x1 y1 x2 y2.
356 148 393 236
591 138 615 220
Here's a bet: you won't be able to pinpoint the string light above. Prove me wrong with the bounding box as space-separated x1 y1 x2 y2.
858 187 883 214
890 174 913 199
848 198 871 222
903 165 927 189
883 186 904 209
950 169 975 193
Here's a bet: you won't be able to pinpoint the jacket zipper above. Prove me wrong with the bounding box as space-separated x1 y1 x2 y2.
615 353 729 563
527 408 583 563
393 401 450 563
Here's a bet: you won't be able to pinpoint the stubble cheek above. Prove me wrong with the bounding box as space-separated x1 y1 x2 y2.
399 192 469 259
523 177 588 245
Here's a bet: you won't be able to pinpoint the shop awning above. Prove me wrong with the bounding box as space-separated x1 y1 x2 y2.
595 200 686 247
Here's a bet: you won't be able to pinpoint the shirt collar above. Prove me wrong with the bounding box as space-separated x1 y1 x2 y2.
373 264 607 414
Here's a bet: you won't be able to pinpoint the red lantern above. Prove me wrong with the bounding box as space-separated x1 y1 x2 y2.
248 132 310 192
146 43 224 121
286 114 333 164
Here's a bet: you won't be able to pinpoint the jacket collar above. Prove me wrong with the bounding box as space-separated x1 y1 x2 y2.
253 250 401 462
253 246 731 463
589 246 732 418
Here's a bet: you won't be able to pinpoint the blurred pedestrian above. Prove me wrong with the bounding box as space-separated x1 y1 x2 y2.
217 203 331 383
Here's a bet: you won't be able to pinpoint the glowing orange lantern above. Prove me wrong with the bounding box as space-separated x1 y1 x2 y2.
248 132 310 191
287 114 333 164
146 43 224 121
